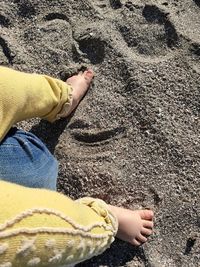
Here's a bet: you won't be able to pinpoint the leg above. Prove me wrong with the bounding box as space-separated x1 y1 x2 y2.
0 69 94 189
0 127 58 190
66 70 154 246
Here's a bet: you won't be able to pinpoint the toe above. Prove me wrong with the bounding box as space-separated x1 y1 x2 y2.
137 234 148 243
138 210 154 220
141 227 153 236
83 69 94 81
131 239 142 246
142 220 154 229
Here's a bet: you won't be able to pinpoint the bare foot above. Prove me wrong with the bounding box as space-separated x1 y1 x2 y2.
108 205 154 246
66 69 94 115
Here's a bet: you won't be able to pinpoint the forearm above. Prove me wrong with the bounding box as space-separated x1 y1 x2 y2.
0 180 118 266
0 67 72 141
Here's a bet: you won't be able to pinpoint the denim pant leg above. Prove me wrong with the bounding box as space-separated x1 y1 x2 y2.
0 128 58 190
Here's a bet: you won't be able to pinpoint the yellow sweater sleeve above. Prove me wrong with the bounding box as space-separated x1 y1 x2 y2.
0 66 73 142
0 180 118 267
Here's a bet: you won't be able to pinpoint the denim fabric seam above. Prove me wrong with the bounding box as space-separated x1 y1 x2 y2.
0 144 22 148
0 138 35 147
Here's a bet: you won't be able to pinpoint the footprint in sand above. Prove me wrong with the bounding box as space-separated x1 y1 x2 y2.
22 12 73 65
118 4 180 61
40 13 72 52
79 1 180 63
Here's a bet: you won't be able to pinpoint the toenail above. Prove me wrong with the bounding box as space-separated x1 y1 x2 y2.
86 69 94 75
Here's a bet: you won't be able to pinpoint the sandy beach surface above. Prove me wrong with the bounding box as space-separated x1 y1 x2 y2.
0 0 200 266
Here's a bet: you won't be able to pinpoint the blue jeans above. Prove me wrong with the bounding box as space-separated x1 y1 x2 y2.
0 128 58 190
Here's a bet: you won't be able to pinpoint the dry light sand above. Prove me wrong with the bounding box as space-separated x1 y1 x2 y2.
0 0 200 266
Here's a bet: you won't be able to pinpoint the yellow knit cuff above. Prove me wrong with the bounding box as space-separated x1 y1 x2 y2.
75 197 118 238
55 83 73 120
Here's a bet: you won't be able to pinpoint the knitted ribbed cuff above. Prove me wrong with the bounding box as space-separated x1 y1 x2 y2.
76 197 118 238
55 84 73 120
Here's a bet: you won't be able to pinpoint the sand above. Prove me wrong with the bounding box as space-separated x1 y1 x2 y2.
0 0 200 266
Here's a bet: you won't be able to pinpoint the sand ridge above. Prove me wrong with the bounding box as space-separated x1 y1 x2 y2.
0 0 200 266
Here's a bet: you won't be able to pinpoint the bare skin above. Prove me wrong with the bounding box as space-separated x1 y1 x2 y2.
66 69 154 246
108 205 154 246
66 69 95 115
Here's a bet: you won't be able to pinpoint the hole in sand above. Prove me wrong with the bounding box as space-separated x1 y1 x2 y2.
44 13 69 22
17 0 36 18
78 36 106 64
71 127 126 145
190 43 200 57
0 14 10 27
109 0 122 9
193 0 200 7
